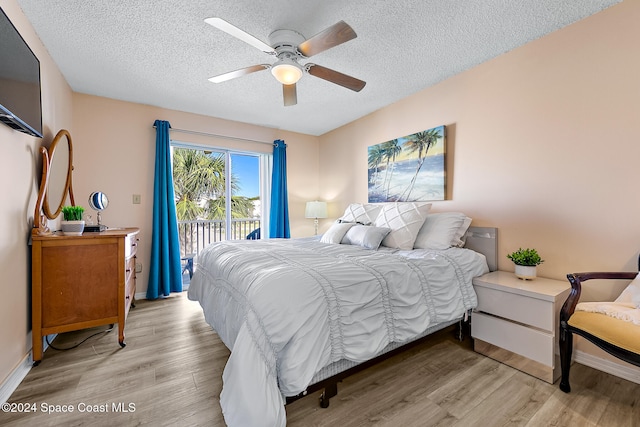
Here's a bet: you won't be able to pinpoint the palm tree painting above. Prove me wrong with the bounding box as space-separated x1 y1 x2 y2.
368 125 445 202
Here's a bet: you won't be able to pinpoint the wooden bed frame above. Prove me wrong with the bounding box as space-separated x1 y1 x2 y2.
286 226 498 408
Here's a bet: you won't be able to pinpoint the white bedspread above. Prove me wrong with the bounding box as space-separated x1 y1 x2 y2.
188 238 488 426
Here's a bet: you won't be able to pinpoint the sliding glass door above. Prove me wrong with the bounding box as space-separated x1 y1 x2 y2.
172 145 265 258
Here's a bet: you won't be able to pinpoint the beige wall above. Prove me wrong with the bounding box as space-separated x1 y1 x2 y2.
320 0 639 281
71 94 321 297
0 0 73 388
319 1 640 367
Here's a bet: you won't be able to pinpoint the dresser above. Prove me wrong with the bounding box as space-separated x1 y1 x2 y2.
471 271 570 383
31 228 139 365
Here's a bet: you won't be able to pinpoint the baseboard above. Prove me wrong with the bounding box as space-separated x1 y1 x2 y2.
1 332 59 404
574 349 640 385
0 354 31 404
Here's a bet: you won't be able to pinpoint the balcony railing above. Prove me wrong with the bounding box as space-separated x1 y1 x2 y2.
177 218 261 258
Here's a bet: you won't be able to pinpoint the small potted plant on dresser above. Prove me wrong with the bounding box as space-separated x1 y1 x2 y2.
61 205 85 235
507 247 544 280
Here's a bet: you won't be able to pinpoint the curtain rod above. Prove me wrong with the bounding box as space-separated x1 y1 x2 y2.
152 125 274 146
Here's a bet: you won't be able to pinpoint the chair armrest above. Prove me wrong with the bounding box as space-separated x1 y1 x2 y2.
560 271 637 323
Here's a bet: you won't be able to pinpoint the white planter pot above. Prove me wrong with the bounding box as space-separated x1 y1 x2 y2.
514 264 537 280
61 220 85 236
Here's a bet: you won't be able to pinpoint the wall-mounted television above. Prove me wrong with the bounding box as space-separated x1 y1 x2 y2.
0 7 43 138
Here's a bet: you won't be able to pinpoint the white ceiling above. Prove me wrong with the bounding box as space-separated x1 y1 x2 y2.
16 0 620 136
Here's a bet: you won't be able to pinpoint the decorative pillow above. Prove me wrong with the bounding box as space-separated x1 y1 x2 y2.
413 212 472 250
338 203 383 225
615 273 640 308
340 225 391 250
452 216 473 247
374 202 432 250
320 222 356 244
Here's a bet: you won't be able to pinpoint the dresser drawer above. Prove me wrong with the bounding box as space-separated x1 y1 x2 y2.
125 256 136 286
475 285 554 332
472 312 554 366
125 256 136 315
125 233 138 258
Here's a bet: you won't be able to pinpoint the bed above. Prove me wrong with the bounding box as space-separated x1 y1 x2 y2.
188 203 497 426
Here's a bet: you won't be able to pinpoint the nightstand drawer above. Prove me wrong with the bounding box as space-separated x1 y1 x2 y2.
475 286 554 332
472 312 554 366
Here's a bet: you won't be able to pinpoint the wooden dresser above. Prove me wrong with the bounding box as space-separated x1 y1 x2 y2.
31 228 139 365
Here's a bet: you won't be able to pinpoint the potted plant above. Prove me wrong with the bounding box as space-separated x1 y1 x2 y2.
507 247 544 280
61 205 85 235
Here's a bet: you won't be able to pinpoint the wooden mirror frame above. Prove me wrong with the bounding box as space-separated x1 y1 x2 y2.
33 129 76 232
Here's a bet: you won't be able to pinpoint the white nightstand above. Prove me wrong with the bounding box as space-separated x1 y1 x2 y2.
471 271 571 383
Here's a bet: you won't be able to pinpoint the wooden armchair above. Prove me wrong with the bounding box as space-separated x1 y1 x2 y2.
559 270 640 392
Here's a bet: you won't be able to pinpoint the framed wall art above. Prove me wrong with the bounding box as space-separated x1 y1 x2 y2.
368 125 445 202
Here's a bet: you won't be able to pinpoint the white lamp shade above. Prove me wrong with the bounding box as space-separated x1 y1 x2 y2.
305 201 328 219
271 59 303 85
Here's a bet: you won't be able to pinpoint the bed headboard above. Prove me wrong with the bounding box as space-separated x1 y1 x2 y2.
464 227 498 272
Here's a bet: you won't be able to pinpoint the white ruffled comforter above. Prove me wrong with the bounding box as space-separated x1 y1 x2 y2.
188 238 488 426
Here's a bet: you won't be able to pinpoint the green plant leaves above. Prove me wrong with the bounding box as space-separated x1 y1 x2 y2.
61 205 84 221
507 247 544 266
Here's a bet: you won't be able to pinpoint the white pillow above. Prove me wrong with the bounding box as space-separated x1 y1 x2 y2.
452 216 473 247
339 203 382 225
321 222 355 244
414 212 472 250
374 202 432 250
615 273 640 308
341 225 391 250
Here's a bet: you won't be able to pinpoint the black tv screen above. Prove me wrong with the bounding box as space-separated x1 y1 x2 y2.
0 7 43 138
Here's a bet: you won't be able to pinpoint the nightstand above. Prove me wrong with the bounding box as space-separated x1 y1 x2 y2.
471 271 571 383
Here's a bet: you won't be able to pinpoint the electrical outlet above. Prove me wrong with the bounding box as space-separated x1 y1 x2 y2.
132 194 141 204
135 263 142 273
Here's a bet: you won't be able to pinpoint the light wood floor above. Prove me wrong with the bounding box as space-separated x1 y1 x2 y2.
3 293 639 426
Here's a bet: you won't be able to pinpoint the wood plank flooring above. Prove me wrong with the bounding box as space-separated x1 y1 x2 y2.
2 292 639 426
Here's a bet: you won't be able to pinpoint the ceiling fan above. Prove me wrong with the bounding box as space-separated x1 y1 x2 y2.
205 18 366 106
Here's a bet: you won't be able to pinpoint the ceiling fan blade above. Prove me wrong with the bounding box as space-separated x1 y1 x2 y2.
307 64 366 92
205 17 276 55
283 83 297 106
208 64 269 83
298 21 357 58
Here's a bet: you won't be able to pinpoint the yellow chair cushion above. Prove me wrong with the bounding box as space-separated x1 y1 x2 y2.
568 311 640 354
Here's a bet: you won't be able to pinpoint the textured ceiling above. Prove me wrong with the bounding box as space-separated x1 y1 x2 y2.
16 0 620 136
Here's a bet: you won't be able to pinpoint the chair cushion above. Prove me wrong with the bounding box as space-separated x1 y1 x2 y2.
568 311 640 354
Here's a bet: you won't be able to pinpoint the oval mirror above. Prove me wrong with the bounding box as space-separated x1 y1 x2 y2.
42 130 74 219
89 191 109 211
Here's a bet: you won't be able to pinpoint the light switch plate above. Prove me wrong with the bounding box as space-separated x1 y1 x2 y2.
132 194 141 204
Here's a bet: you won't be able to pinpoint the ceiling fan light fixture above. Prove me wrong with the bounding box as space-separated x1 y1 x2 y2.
271 59 303 85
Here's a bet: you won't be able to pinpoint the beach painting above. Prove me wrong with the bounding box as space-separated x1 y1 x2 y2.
368 125 446 202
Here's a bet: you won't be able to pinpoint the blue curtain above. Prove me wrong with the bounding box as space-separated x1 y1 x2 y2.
147 120 183 299
269 140 290 238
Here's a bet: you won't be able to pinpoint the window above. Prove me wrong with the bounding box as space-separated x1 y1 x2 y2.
171 144 268 257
